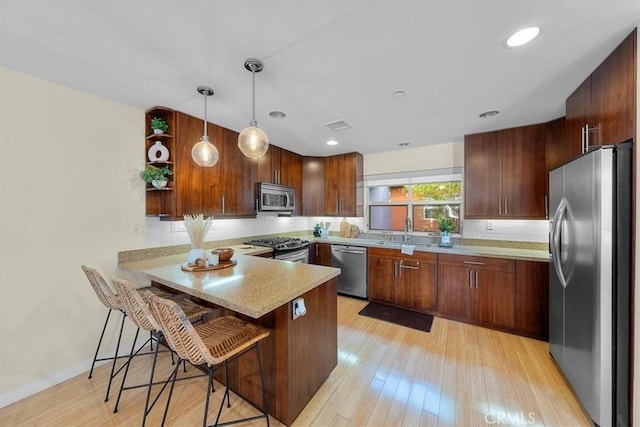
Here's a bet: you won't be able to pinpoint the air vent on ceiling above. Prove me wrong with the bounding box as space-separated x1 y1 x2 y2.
325 119 351 131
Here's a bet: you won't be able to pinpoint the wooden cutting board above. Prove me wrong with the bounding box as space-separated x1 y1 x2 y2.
181 260 236 272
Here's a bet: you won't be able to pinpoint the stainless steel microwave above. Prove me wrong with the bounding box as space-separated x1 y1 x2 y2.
256 182 296 212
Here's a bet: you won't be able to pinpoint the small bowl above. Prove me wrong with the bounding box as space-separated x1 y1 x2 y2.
211 247 234 262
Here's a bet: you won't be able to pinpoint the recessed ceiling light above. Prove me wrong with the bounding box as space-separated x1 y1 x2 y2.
505 26 541 47
479 110 500 118
326 140 339 146
393 90 406 99
269 111 286 119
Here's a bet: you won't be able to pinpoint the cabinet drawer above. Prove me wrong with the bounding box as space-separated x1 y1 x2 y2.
437 253 515 272
368 247 437 263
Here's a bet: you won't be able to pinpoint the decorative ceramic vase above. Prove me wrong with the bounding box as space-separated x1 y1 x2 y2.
187 247 206 264
148 140 170 162
151 179 167 189
152 128 164 135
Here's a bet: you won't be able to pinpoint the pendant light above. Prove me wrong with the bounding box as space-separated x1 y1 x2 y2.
191 86 219 167
238 58 269 158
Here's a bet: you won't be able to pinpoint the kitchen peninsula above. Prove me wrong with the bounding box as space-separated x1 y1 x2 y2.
119 247 340 426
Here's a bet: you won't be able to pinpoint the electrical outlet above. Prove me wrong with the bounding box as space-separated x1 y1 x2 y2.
171 222 186 232
132 223 143 236
292 297 307 320
486 221 494 230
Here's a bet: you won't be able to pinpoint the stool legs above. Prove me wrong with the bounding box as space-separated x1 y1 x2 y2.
256 344 270 427
104 311 127 402
89 309 113 379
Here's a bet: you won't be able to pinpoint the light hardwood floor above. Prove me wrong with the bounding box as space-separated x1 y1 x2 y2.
0 296 591 426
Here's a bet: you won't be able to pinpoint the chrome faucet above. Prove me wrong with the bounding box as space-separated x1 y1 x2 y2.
403 217 412 242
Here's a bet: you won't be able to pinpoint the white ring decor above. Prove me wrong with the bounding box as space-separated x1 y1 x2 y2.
148 141 170 162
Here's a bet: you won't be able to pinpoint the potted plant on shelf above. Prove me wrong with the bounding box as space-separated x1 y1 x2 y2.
150 117 169 135
437 217 454 247
139 164 173 189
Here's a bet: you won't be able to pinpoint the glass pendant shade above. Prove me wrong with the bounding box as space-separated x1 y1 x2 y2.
192 85 218 167
192 135 219 167
238 125 269 158
238 58 269 159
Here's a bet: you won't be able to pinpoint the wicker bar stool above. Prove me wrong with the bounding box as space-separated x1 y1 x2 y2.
112 277 214 425
81 265 187 402
147 293 271 427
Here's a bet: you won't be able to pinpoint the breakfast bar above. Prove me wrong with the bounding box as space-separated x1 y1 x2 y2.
119 248 341 425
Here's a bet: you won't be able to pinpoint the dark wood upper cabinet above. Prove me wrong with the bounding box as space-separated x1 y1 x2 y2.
544 117 568 173
145 110 257 219
324 152 363 217
465 124 546 219
566 29 636 151
302 157 326 216
257 145 302 215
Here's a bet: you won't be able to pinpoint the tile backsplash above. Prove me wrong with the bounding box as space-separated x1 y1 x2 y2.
143 214 366 249
142 216 543 249
462 219 549 243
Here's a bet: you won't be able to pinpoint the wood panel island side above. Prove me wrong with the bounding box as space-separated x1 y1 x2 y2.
118 249 340 426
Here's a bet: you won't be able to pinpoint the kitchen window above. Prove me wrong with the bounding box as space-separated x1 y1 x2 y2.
367 171 462 234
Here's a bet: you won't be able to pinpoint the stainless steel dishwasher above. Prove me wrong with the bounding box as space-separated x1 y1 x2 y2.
331 245 367 299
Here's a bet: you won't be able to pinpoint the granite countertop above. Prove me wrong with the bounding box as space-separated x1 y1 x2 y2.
119 245 340 318
309 236 550 262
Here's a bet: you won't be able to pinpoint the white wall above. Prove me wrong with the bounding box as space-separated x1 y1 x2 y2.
364 142 463 175
0 66 147 406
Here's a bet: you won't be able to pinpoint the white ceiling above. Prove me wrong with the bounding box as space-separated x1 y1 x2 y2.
1 1 638 156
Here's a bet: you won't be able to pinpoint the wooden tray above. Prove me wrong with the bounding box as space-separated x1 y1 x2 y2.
181 260 236 272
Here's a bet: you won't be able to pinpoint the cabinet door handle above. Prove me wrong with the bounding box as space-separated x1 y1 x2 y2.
581 126 586 153
221 196 225 214
463 261 485 266
469 270 473 288
400 262 420 270
545 196 549 219
475 271 479 289
315 244 319 257
393 260 399 278
504 197 508 215
585 124 590 152
499 197 502 215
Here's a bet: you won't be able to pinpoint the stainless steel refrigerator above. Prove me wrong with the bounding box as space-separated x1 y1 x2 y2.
549 142 631 426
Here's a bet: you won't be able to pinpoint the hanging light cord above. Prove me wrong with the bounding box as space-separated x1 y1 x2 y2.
203 92 208 137
250 64 257 127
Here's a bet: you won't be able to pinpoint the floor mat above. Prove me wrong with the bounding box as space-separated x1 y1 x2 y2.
358 302 433 333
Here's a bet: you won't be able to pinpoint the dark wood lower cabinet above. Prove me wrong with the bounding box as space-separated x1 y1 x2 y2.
434 254 549 339
437 254 516 329
308 242 332 266
368 247 437 313
179 278 337 426
366 251 549 340
515 260 549 340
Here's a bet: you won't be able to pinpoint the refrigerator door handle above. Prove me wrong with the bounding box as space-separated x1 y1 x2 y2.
551 197 569 288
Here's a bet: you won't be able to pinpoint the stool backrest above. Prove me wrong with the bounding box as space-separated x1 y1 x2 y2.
81 265 121 311
112 277 160 331
147 293 213 366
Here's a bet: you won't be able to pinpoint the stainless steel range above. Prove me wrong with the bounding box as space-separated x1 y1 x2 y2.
245 237 310 263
